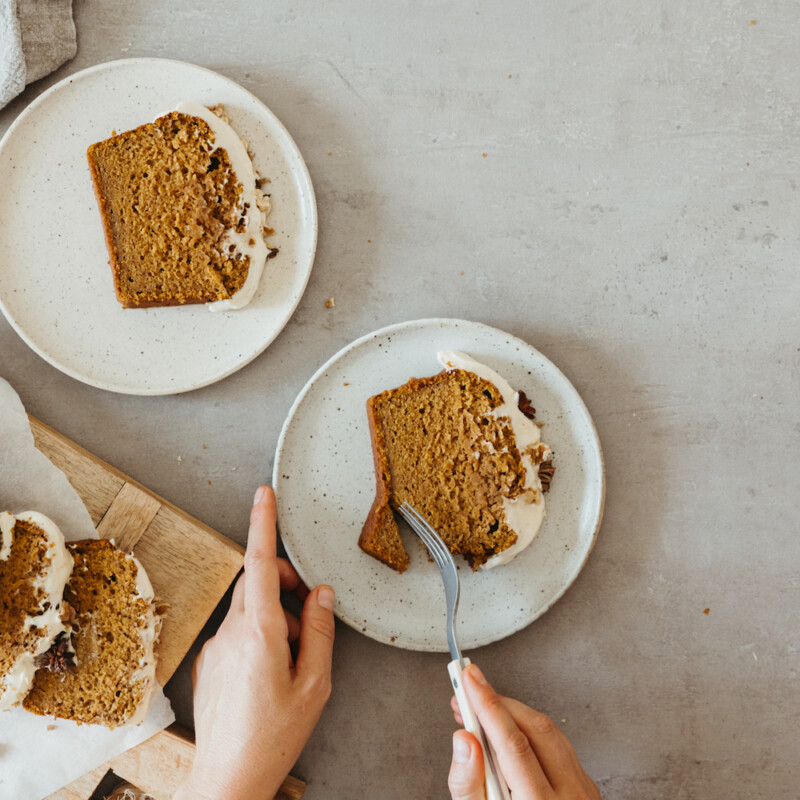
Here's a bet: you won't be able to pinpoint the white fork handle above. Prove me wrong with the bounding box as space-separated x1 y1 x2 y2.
448 658 512 800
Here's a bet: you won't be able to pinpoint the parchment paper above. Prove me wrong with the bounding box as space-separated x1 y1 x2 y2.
0 378 175 800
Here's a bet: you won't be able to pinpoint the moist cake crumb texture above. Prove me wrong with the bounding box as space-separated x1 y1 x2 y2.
0 521 54 682
0 514 72 710
360 369 531 571
87 111 249 308
23 539 158 728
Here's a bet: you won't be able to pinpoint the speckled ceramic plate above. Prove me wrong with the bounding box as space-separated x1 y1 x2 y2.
0 58 316 395
274 318 605 652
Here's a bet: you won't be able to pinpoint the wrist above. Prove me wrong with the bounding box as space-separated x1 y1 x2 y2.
174 769 284 800
173 777 222 800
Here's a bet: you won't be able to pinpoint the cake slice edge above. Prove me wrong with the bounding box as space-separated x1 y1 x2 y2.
358 394 410 573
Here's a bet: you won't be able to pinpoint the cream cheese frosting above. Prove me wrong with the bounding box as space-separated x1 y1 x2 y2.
437 352 551 569
0 511 73 711
0 511 13 562
126 552 161 726
173 101 270 312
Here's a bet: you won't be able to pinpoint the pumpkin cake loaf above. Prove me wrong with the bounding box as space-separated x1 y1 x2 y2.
360 351 554 572
87 102 272 310
23 539 162 728
0 511 73 710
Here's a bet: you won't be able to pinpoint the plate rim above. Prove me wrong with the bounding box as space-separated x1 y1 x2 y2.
0 57 318 395
273 317 606 652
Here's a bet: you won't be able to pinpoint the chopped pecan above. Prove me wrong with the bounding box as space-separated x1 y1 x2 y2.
517 390 536 420
59 601 76 627
34 633 76 674
539 460 555 493
154 602 171 618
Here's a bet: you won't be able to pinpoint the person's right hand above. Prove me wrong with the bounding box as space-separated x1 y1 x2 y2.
448 665 601 800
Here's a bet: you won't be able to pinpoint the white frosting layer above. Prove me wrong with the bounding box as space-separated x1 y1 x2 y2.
0 511 73 711
0 657 38 712
125 552 160 727
0 511 14 561
437 352 551 570
173 101 270 312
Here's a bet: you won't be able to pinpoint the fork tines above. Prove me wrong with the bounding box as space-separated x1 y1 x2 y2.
397 502 452 568
398 501 462 662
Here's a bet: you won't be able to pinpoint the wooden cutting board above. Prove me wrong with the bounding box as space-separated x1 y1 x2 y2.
30 418 304 800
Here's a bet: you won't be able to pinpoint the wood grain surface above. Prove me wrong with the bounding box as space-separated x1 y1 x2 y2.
46 727 306 800
31 418 304 800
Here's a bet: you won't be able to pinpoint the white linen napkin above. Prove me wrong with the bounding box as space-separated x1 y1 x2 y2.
0 0 76 109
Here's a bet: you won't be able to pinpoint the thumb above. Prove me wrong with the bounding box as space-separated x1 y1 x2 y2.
448 730 485 800
295 585 336 689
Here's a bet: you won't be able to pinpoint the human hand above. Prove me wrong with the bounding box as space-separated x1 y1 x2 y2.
174 486 335 800
448 665 601 800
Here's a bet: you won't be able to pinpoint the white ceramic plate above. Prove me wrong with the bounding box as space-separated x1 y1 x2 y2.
274 318 605 652
0 59 317 395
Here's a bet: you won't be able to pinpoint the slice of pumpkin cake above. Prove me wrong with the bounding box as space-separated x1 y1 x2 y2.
23 539 162 728
359 351 554 572
0 511 73 710
87 102 273 310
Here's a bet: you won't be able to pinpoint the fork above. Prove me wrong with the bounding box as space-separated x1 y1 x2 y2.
397 502 511 800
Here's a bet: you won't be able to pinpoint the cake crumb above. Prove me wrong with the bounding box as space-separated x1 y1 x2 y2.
325 297 335 309
703 607 710 615
46 724 57 731
360 367 551 572
176 456 182 463
343 382 350 386
88 109 266 308
23 540 160 727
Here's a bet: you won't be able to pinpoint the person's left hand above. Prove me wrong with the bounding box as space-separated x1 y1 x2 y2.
174 485 336 800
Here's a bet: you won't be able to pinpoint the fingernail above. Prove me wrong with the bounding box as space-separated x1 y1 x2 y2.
253 486 267 505
317 586 335 611
452 733 470 764
467 665 487 686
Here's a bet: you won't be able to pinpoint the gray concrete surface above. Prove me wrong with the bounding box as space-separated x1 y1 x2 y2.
2 1 798 798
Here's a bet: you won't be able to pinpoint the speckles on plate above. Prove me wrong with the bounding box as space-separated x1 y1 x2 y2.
0 58 317 395
273 318 605 652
